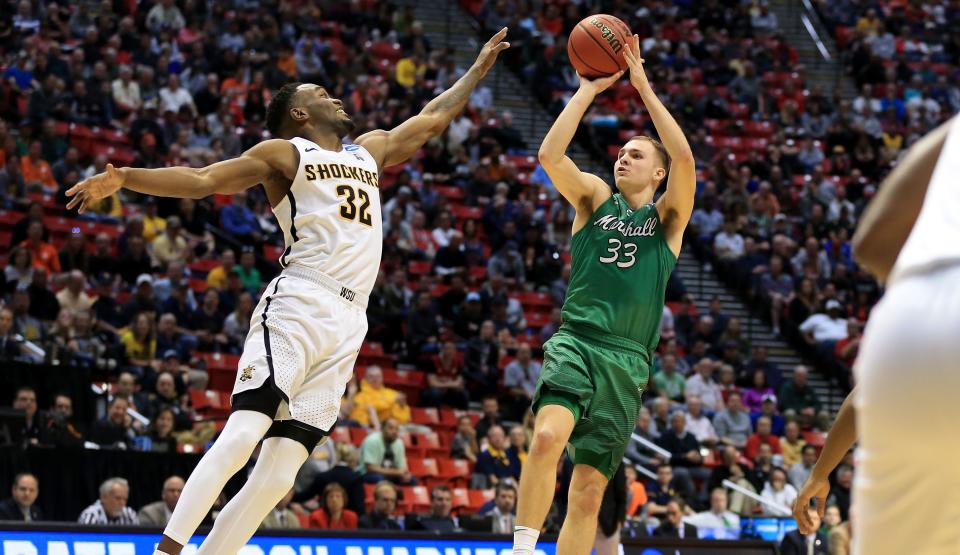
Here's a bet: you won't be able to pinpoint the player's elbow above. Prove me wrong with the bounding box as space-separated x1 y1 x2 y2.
670 148 695 169
537 148 562 167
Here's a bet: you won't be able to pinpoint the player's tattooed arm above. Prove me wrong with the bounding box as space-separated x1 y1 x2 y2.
66 140 298 212
356 28 509 170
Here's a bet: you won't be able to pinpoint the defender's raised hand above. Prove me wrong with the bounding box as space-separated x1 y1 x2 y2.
472 27 510 78
623 34 650 92
65 163 126 214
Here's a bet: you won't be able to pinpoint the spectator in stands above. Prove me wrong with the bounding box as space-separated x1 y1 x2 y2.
780 507 828 555
686 358 724 412
760 467 797 517
235 246 261 293
744 345 782 390
714 218 744 262
146 0 185 32
79 477 139 525
112 65 141 117
158 74 195 117
206 249 236 291
538 307 562 344
13 386 42 443
657 409 708 492
423 341 469 409
714 391 752 449
481 481 517 534
487 241 525 286
451 415 479 463
138 475 184 527
56 270 94 314
58 229 88 274
745 415 782 461
504 342 541 417
779 420 806 467
833 318 862 371
827 465 854 521
21 220 59 275
88 396 137 448
407 291 440 359
309 483 358 530
0 155 26 205
20 141 56 193
686 488 740 533
350 366 405 428
433 230 468 276
119 311 156 374
821 505 842 538
742 370 776 413
405 485 458 533
707 446 758 516
751 393 786 436
759 255 794 337
144 371 192 428
779 365 828 430
221 193 260 247
474 425 521 489
191 289 228 352
647 465 690 518
474 396 503 441
294 442 364 517
653 498 697 539
119 238 155 287
41 393 84 447
359 481 402 530
788 444 818 491
0 307 31 362
358 418 412 485
144 406 179 453
684 395 718 447
464 320 500 397
151 216 190 268
4 247 33 294
654 354 686 403
0 472 41 521
261 488 300 530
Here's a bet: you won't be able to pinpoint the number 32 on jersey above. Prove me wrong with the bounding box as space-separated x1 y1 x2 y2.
336 184 373 227
599 238 637 268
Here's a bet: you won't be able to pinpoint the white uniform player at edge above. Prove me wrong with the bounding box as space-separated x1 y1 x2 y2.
66 29 510 555
791 115 960 555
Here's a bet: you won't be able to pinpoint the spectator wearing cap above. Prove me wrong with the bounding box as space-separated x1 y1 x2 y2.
452 291 486 340
744 415 782 461
423 341 469 409
150 216 189 266
123 274 160 323
0 472 42 522
235 247 261 293
742 369 776 413
779 366 829 430
751 393 786 436
206 249 236 291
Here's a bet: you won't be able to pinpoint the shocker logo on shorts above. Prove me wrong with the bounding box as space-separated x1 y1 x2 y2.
240 365 255 382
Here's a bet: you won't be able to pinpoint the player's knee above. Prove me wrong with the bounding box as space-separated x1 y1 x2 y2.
569 480 605 516
530 427 564 458
211 427 263 465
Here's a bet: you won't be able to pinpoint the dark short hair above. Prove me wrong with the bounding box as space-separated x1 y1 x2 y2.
13 472 36 488
266 82 303 136
431 485 452 498
495 481 517 496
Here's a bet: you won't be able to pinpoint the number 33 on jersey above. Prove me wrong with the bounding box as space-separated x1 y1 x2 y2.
272 138 383 298
561 193 677 348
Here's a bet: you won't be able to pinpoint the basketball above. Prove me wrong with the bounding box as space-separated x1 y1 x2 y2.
567 14 632 78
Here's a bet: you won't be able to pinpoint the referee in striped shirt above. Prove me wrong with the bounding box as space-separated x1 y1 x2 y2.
78 477 140 525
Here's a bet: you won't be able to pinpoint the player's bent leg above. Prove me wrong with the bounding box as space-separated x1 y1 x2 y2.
514 404 576 555
557 464 609 555
196 434 311 555
158 410 273 554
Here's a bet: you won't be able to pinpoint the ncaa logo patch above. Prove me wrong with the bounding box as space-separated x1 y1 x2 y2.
344 144 360 151
240 365 255 382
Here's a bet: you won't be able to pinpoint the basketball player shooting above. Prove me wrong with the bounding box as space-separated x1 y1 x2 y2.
512 35 694 555
792 116 958 555
65 29 509 555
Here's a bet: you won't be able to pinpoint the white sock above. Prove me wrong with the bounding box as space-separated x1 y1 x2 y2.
513 525 540 555
196 436 309 555
162 411 272 545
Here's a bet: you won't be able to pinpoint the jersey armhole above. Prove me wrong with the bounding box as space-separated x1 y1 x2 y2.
571 192 617 240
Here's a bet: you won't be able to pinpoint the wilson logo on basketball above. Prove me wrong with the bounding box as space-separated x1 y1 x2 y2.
588 17 624 54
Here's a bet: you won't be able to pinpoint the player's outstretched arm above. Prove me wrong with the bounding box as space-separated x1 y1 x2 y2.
853 116 952 283
792 386 857 534
624 35 695 253
65 139 298 213
356 28 510 170
538 71 623 211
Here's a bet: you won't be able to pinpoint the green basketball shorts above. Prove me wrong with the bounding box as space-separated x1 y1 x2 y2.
532 324 651 480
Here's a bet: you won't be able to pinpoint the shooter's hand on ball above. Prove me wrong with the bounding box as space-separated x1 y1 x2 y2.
577 70 624 97
623 34 650 92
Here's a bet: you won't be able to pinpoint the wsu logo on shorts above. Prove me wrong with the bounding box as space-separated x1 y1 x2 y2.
240 365 255 382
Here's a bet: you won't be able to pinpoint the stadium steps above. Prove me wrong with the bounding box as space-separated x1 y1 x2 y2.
675 250 846 415
766 0 857 100
414 1 607 176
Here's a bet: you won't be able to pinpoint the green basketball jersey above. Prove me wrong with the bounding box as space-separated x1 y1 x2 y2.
561 193 677 351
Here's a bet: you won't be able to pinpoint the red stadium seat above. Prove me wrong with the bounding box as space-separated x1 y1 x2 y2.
450 487 471 510
438 458 471 487
407 457 439 479
411 407 440 426
330 427 351 445
401 485 431 513
350 427 369 446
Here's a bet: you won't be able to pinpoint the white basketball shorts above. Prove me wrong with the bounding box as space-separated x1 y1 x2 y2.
231 264 368 434
853 263 960 555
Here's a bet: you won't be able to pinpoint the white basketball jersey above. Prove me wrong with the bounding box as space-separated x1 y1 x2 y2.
271 137 382 296
889 117 960 283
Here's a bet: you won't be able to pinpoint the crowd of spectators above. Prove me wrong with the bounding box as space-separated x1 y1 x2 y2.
2 0 939 545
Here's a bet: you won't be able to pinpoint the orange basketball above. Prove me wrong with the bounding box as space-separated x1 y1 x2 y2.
567 14 632 78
